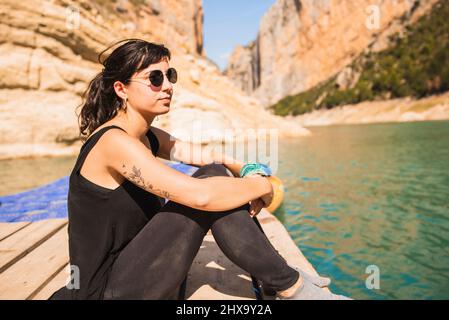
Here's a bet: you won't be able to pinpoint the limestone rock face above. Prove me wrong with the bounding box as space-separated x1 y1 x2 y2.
224 42 260 96
225 0 438 107
0 0 309 159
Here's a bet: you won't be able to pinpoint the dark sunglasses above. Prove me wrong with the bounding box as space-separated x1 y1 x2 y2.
128 67 177 87
148 68 178 87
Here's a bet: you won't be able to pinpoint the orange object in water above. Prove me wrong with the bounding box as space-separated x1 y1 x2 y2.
266 176 285 213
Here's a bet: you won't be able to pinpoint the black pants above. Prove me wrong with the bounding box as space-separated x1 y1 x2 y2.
103 163 299 299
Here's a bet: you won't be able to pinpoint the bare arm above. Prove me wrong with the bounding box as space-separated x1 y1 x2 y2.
150 126 245 177
100 129 272 212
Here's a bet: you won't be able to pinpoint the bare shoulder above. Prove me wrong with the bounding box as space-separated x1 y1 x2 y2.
79 126 137 188
99 127 140 153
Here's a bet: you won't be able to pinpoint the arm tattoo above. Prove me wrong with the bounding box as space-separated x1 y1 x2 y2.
122 164 172 199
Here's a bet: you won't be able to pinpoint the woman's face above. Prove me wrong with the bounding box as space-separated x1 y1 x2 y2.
125 57 174 117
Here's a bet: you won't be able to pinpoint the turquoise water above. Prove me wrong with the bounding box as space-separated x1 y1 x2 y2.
1 121 448 299
275 121 449 299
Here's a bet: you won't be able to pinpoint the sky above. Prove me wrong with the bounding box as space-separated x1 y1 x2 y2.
203 0 276 71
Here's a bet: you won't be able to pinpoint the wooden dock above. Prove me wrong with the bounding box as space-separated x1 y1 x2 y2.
0 209 324 300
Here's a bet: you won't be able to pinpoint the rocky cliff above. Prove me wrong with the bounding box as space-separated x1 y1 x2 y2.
269 0 449 117
225 0 438 108
0 0 309 159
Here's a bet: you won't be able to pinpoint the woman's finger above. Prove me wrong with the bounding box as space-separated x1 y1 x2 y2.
249 201 256 216
250 198 264 217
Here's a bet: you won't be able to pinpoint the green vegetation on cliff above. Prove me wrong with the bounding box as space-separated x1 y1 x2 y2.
270 0 449 116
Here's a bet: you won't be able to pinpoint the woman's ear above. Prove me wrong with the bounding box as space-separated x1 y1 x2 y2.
113 81 127 100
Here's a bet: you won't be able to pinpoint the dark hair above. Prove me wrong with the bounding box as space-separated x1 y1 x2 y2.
77 39 171 138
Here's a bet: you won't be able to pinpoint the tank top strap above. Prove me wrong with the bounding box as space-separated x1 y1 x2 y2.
74 125 127 174
146 128 159 156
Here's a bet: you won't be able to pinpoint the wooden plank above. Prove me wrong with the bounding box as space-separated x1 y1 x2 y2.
255 210 330 293
0 225 69 300
32 264 69 300
257 210 319 276
0 219 67 273
186 209 330 300
186 234 256 300
0 222 31 241
0 210 333 300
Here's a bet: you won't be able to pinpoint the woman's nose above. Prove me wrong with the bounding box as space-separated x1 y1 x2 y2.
162 75 173 92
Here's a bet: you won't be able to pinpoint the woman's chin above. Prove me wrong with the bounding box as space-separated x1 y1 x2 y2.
156 105 170 116
159 101 171 109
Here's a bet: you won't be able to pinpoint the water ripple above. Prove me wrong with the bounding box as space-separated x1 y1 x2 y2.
279 121 449 299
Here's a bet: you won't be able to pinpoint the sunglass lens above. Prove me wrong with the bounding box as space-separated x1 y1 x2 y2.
167 68 177 84
149 70 164 87
149 69 177 86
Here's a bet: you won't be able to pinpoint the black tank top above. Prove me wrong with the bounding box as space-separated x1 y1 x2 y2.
50 125 164 300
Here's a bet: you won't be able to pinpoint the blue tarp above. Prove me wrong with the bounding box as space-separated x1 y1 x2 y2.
0 162 199 223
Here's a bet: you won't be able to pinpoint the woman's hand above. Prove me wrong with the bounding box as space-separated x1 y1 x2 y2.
260 184 274 208
249 198 265 217
244 173 274 215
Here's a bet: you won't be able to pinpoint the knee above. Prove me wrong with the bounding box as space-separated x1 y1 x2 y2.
192 163 233 178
